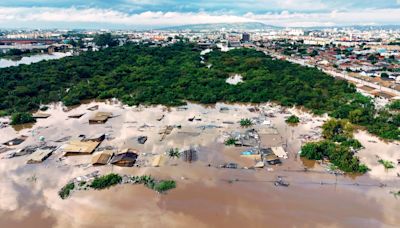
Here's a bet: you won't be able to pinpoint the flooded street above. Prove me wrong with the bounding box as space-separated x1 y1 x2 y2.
0 101 399 227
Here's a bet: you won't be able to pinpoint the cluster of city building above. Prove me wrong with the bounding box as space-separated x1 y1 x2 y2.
1 27 399 97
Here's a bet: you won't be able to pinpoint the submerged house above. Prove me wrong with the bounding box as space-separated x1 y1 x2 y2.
110 149 139 167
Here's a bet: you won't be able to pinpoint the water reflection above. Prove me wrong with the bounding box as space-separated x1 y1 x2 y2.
0 52 72 68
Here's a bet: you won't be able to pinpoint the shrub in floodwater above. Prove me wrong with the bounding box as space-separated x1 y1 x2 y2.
153 180 176 193
90 173 122 189
168 148 181 159
10 112 36 125
59 182 75 199
239 118 253 127
300 140 369 173
285 115 300 124
378 159 395 169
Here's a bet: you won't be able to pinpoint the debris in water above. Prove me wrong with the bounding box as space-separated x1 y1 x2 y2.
274 176 289 187
138 136 148 144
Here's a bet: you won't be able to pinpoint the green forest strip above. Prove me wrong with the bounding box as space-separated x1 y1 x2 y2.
59 173 176 199
0 43 399 139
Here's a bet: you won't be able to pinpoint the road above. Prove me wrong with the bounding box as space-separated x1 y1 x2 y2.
258 48 400 97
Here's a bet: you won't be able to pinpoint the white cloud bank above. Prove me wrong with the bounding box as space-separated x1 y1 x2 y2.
0 7 400 28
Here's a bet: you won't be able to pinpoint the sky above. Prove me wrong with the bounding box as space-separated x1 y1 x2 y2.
1 0 400 29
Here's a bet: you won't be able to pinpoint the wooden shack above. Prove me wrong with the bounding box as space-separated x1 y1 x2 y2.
110 149 139 167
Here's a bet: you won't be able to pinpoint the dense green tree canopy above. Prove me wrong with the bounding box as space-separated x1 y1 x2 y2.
0 43 398 140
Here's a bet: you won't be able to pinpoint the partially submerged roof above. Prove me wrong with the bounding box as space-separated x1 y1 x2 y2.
91 150 114 165
32 112 51 119
3 136 28 146
26 148 54 164
240 154 262 160
264 153 280 162
68 113 85 119
63 140 100 155
89 112 113 124
84 133 106 142
271 147 288 159
110 149 139 167
152 154 164 167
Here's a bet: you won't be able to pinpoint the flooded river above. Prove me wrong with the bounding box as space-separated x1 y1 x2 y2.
0 101 399 227
0 52 72 68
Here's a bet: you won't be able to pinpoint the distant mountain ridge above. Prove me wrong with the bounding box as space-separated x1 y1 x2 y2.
160 22 281 31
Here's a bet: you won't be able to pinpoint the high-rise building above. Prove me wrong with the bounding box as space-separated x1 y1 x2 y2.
242 32 250 42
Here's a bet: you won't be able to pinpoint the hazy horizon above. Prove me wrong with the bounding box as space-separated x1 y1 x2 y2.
1 1 400 29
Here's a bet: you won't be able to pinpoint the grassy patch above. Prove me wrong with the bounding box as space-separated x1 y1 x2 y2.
378 159 395 169
58 182 75 199
153 180 176 193
90 173 122 189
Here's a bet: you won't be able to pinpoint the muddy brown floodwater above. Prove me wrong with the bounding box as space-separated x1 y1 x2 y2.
0 101 399 228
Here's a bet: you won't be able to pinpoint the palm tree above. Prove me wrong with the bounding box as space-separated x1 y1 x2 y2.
168 148 181 159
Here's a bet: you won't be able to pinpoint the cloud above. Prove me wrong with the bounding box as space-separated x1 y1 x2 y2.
0 7 400 28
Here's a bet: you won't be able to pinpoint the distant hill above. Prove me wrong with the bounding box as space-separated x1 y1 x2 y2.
160 22 280 31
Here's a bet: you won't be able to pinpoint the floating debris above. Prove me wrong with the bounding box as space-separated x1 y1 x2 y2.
138 136 148 144
87 105 99 111
274 176 289 187
156 114 165 121
220 163 238 169
197 125 222 130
